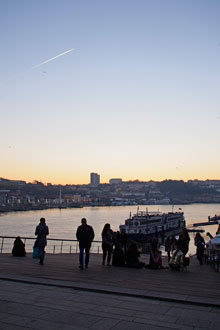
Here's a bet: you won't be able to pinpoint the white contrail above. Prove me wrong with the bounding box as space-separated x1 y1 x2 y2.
32 48 75 69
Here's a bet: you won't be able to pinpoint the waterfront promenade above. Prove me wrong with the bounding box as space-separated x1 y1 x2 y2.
0 253 219 329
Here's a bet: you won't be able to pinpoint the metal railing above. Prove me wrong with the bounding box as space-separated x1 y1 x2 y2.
0 236 103 254
0 236 152 255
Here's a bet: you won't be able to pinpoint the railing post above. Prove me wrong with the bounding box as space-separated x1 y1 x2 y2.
0 237 4 253
60 241 63 254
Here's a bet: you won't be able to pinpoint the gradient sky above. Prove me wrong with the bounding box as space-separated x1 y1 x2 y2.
0 0 220 184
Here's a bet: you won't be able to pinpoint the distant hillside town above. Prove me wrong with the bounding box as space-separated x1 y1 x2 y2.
0 174 220 212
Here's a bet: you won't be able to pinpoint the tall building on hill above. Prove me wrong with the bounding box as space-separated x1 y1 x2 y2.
90 173 100 186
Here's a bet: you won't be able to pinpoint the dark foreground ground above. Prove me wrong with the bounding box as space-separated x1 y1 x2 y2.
0 253 219 306
0 253 219 329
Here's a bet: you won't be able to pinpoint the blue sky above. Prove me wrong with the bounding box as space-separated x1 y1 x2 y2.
0 0 220 184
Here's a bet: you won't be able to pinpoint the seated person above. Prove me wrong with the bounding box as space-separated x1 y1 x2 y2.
169 248 190 271
169 249 183 270
112 243 125 266
126 243 145 268
12 236 26 257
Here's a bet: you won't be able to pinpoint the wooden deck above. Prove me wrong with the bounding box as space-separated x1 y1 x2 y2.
0 253 219 307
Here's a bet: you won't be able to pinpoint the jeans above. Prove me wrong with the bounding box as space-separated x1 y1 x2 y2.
79 243 91 267
102 243 113 265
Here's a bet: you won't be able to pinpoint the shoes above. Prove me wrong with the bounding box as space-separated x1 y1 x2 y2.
39 261 44 265
79 264 88 270
102 262 105 266
107 263 111 267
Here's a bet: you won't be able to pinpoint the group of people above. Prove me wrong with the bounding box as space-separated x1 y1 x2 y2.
11 217 209 270
30 217 165 269
11 217 49 265
164 228 191 271
165 228 207 268
77 218 162 269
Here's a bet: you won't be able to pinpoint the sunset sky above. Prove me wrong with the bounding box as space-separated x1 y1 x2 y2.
0 1 220 184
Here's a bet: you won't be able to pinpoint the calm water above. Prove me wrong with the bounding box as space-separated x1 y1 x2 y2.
1 204 220 253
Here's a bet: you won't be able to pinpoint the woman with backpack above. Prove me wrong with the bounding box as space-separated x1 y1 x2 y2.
101 223 114 266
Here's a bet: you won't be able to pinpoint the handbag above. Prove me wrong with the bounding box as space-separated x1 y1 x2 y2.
32 247 43 259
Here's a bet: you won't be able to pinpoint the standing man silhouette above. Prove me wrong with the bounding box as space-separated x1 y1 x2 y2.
76 218 94 269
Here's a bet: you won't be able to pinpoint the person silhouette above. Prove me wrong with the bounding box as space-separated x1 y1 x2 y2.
76 218 94 270
34 218 49 265
12 236 26 257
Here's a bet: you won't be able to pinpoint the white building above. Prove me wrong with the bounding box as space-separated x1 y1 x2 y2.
109 178 122 185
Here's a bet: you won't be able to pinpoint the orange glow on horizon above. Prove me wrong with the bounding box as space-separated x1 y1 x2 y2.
2 173 220 185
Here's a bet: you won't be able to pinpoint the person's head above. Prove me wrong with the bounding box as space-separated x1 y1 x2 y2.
81 218 87 225
103 223 110 230
102 223 111 236
40 218 46 224
206 232 212 239
195 232 201 239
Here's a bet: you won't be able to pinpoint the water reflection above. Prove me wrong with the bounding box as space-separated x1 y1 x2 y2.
0 204 220 254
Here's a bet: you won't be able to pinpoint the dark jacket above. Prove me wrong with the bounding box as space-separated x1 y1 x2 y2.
126 244 140 265
102 229 114 246
178 230 190 255
12 238 26 257
76 224 94 245
194 235 205 251
34 223 49 248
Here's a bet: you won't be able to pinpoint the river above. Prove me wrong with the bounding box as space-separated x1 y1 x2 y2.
1 204 220 254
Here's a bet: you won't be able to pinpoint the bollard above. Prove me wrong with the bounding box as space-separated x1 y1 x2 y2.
53 245 56 254
70 245 72 254
60 241 63 254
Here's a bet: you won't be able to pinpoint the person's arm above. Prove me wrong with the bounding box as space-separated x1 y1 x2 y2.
91 227 95 241
76 227 80 241
187 233 190 243
35 226 38 236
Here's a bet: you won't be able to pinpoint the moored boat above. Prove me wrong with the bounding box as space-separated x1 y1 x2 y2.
208 215 220 222
119 209 185 242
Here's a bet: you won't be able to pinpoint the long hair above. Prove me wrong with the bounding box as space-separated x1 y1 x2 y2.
102 223 110 237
